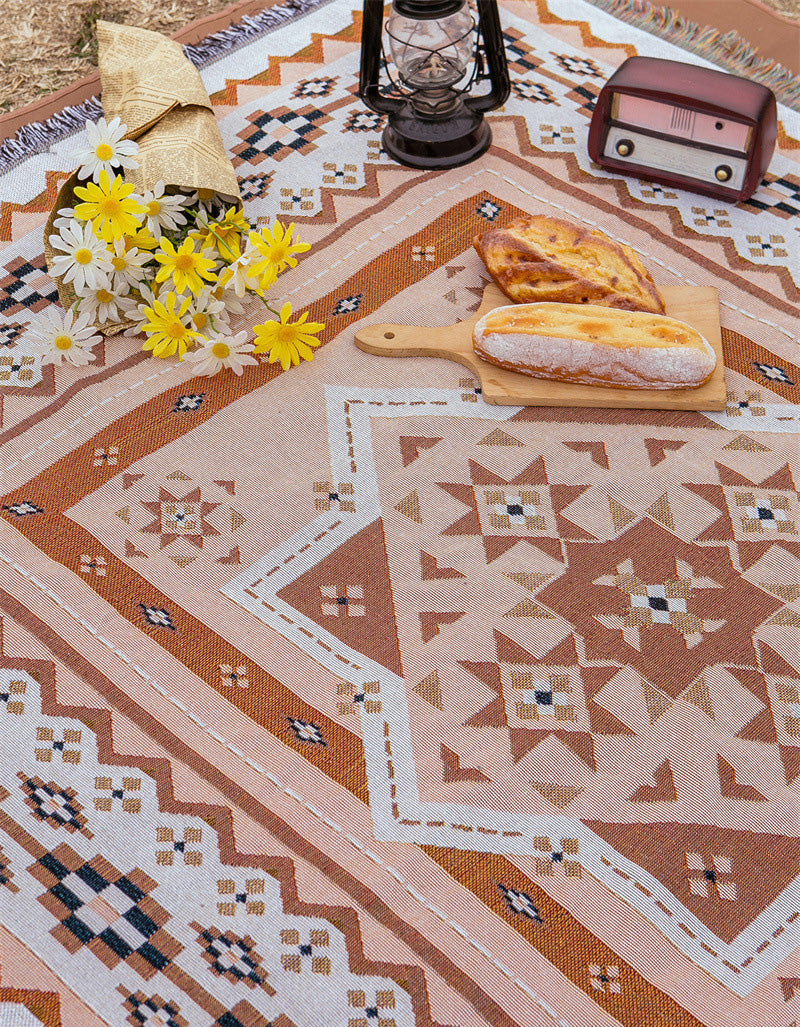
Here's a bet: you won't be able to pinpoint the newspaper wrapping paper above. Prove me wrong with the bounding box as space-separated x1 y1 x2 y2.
43 20 242 335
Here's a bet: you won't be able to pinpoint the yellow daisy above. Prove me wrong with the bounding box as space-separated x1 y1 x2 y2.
247 221 310 288
73 169 146 242
194 206 249 261
252 302 324 371
126 225 161 251
141 291 202 359
154 238 217 296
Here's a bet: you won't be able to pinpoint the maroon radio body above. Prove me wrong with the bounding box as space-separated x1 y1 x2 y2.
587 56 778 202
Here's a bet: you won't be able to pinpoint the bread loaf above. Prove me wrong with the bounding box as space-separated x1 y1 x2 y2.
473 303 716 390
474 215 665 315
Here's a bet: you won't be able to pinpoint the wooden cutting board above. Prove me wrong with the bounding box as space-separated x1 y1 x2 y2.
354 283 726 410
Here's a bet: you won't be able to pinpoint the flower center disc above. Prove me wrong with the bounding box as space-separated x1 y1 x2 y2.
96 143 114 161
279 325 297 344
194 312 208 330
98 290 114 303
101 197 121 216
112 256 127 270
212 342 230 359
147 200 161 216
54 334 74 350
175 254 194 272
75 248 93 265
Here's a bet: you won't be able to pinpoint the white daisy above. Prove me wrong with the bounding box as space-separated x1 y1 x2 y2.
137 181 189 240
219 243 261 299
74 116 139 183
210 279 248 318
120 282 161 336
185 188 223 219
182 287 230 337
78 280 130 324
48 220 111 292
106 239 151 291
53 206 76 231
21 304 101 367
183 330 257 377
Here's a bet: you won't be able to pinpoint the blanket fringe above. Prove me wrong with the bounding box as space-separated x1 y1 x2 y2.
586 0 800 111
0 0 329 174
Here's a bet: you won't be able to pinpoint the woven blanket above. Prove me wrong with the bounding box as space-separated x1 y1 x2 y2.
0 2 799 1026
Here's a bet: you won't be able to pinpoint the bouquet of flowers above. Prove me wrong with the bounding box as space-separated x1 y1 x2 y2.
30 20 323 377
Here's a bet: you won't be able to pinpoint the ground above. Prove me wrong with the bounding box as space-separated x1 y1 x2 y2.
0 0 243 114
1 0 799 115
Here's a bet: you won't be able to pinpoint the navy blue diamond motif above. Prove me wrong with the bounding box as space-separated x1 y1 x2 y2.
3 501 44 517
754 361 793 385
287 717 327 746
172 393 206 413
498 883 544 923
333 294 363 316
138 605 177 631
476 200 501 221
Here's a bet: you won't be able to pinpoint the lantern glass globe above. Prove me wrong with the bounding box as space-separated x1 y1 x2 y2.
385 1 474 90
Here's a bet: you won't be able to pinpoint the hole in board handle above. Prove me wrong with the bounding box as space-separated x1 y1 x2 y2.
384 332 395 339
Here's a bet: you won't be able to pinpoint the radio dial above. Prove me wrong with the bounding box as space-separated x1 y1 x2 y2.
715 164 732 182
615 139 634 157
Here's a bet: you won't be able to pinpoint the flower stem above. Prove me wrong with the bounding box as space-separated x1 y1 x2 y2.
186 208 239 263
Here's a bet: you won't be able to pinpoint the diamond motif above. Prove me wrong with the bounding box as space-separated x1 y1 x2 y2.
171 393 205 413
3 500 44 517
120 989 188 1027
476 200 501 220
498 884 544 922
19 773 92 836
192 922 275 993
233 105 330 165
333 294 363 316
30 844 182 978
343 109 384 133
512 80 557 103
293 75 338 99
287 717 327 746
0 253 58 315
138 605 177 631
754 361 793 384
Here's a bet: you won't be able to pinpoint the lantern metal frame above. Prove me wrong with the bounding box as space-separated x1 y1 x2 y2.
358 0 511 169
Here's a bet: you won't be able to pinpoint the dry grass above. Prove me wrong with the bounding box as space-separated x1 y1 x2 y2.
0 0 239 114
1 0 798 116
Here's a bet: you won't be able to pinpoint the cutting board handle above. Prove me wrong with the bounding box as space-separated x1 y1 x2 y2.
354 320 474 360
354 282 507 366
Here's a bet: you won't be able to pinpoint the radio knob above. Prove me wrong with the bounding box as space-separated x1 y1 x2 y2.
715 165 732 182
615 139 634 157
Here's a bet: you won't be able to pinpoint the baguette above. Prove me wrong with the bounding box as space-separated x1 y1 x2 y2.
474 215 665 315
473 303 716 390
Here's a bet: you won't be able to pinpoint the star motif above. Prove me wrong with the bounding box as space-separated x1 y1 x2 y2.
593 556 726 652
459 631 626 770
141 487 221 549
437 457 592 563
536 519 783 696
685 462 800 570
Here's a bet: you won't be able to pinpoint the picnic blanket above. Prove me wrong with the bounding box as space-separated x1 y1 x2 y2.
0 2 799 1026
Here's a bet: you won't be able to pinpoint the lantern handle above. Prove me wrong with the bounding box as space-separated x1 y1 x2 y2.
359 0 405 115
463 0 511 113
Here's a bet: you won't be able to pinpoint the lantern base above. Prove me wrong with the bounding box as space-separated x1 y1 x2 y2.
381 104 492 169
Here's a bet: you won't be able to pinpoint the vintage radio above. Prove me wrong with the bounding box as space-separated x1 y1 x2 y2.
587 56 778 202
